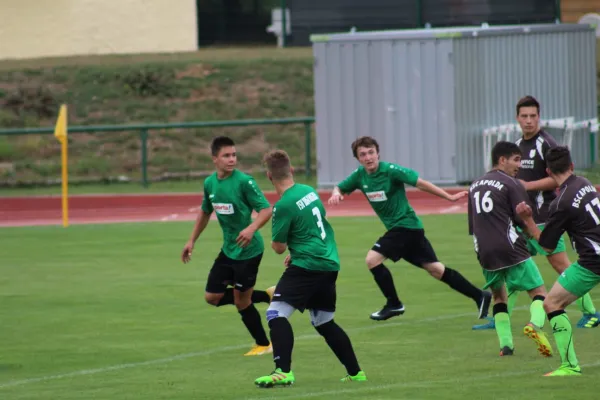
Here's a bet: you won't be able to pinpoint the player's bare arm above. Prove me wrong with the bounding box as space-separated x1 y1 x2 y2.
272 241 287 254
514 201 556 252
520 176 558 192
236 207 273 248
415 178 468 202
182 210 212 263
328 186 345 205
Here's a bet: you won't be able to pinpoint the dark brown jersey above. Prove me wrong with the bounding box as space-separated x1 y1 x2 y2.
468 170 531 271
516 130 559 224
539 175 600 274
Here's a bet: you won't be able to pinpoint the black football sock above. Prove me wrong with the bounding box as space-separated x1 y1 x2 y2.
239 304 270 346
251 290 271 304
440 266 483 303
216 288 234 306
370 264 402 307
268 317 294 373
315 320 361 376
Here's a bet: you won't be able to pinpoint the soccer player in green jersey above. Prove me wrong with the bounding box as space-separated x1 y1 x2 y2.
181 136 275 357
328 136 492 321
516 146 600 376
254 149 366 388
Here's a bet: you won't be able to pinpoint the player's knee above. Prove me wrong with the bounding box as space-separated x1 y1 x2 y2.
310 310 335 328
266 301 295 322
423 262 444 279
365 253 381 269
234 297 251 311
204 293 222 307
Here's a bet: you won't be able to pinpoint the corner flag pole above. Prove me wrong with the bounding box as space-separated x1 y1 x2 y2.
54 104 69 227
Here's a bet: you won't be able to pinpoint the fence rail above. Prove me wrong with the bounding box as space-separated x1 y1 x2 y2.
0 117 316 188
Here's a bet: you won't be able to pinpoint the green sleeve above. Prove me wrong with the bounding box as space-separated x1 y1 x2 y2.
390 164 419 186
337 169 360 194
201 182 213 213
271 203 291 243
243 177 271 212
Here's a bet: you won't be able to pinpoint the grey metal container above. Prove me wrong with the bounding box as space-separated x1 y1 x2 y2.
311 24 598 187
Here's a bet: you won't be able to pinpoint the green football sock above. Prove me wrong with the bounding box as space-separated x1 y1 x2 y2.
507 290 519 316
530 299 546 328
549 311 579 369
494 312 513 349
576 293 597 315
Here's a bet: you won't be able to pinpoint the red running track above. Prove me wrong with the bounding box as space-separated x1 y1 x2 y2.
0 189 468 228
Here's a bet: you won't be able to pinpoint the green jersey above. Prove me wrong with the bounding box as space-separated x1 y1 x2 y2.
272 184 340 272
201 169 271 260
337 161 423 230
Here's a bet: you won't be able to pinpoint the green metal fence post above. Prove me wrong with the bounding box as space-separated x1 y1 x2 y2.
280 0 287 47
416 0 423 27
590 131 596 165
304 122 311 178
554 0 561 22
140 129 149 188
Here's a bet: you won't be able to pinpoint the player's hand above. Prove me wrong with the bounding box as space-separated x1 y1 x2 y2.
447 191 469 202
181 241 194 264
516 201 533 218
236 227 256 248
284 254 291 267
328 193 344 205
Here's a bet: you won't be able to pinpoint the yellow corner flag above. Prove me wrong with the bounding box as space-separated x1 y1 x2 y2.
54 104 69 227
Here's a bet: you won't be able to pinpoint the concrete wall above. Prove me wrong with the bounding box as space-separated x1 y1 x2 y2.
0 0 197 60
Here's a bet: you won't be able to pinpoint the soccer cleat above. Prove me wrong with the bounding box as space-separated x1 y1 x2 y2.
477 291 492 319
341 371 367 382
244 344 273 356
544 366 582 377
576 312 600 328
523 323 553 357
370 304 405 321
254 368 295 388
266 286 276 302
472 317 495 330
499 346 514 356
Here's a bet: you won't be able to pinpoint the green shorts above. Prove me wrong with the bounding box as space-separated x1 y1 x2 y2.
518 224 566 256
483 258 545 293
557 262 600 298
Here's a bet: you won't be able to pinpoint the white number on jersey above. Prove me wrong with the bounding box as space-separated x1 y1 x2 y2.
312 206 327 240
473 190 494 214
585 197 600 225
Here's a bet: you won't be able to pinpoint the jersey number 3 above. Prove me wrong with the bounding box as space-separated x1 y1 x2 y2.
312 207 327 240
473 190 494 214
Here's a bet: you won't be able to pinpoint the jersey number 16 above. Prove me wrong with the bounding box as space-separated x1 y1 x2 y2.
473 190 494 214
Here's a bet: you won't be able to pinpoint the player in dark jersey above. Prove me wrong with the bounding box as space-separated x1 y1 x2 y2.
474 96 600 330
328 136 492 322
181 136 275 357
516 146 600 376
468 141 552 357
254 149 366 388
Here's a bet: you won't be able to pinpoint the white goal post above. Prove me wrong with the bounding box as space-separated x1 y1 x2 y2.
482 117 599 171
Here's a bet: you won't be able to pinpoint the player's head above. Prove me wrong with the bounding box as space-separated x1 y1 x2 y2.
516 95 540 137
351 136 380 173
263 149 293 182
491 141 522 177
546 146 574 176
211 136 237 173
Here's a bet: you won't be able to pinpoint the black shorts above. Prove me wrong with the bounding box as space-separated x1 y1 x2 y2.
205 251 263 293
272 266 338 312
372 227 438 267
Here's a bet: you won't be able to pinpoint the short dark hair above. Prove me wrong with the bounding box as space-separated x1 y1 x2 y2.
516 95 540 116
491 141 521 166
351 136 379 158
211 136 235 156
263 149 292 180
546 146 572 174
